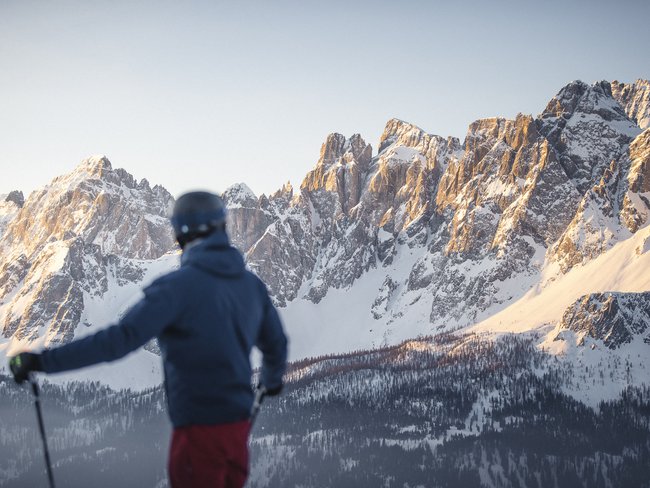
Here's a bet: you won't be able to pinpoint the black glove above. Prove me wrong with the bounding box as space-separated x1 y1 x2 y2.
8 353 43 384
264 383 283 397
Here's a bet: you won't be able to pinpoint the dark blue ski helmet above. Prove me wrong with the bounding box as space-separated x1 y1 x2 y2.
171 191 227 249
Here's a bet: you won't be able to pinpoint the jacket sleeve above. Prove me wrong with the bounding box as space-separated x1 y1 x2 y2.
40 277 181 374
256 289 288 390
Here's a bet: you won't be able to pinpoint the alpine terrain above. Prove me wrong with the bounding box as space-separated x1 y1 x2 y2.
0 79 649 487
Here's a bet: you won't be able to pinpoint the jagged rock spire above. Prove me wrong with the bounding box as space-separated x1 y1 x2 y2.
4 190 24 207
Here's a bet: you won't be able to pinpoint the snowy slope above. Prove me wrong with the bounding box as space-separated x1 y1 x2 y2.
281 218 650 375
473 223 650 334
0 253 179 389
469 223 650 406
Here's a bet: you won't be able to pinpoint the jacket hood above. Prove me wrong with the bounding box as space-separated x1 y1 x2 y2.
181 231 245 278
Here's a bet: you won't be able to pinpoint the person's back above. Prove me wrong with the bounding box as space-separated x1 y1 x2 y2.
158 228 286 428
9 191 288 488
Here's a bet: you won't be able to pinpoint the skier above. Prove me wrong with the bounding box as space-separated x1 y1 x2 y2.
9 191 288 488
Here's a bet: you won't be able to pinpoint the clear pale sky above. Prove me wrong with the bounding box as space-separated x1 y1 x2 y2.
1 0 649 199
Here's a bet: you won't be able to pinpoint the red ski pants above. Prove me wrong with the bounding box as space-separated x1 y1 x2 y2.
168 420 251 488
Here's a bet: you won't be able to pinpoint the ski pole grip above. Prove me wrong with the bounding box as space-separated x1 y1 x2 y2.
255 385 267 404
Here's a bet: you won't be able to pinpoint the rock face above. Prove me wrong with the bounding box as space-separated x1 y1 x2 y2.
0 156 176 346
1 79 650 356
0 192 23 240
612 79 650 129
5 191 24 207
3 156 175 261
538 80 640 194
556 292 650 349
549 126 650 271
227 79 650 333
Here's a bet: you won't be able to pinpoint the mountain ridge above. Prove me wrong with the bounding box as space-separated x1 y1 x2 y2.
0 78 648 388
0 79 650 488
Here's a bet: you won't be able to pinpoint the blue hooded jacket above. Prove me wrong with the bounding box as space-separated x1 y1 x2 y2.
40 231 288 427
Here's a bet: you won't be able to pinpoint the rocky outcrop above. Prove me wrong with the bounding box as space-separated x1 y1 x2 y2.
301 133 372 215
550 158 628 271
5 191 24 208
621 129 650 232
438 115 579 257
549 126 650 271
612 79 650 129
223 183 275 253
0 192 23 240
538 80 641 194
626 129 650 194
556 292 650 349
246 204 316 306
369 119 459 233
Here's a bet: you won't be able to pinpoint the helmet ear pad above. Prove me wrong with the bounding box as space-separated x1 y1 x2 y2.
171 191 227 249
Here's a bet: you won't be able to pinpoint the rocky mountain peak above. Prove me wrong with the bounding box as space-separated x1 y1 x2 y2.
461 114 538 169
281 181 293 193
222 182 258 208
540 80 632 123
379 118 426 153
300 132 372 210
74 154 113 179
538 80 641 194
269 182 293 202
0 156 178 346
464 116 511 141
316 133 347 168
2 156 175 260
509 113 539 147
378 119 460 172
347 133 371 163
541 80 589 118
541 80 617 119
316 132 372 169
4 190 24 208
0 192 23 241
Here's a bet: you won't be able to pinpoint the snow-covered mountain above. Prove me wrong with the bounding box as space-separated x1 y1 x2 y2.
243 79 650 365
0 157 177 386
1 80 649 393
1 78 650 488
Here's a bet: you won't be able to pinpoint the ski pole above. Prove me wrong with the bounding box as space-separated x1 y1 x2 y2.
28 375 56 488
250 385 267 427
